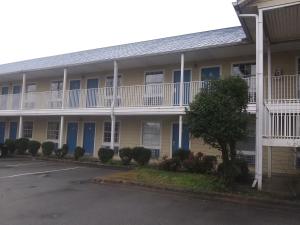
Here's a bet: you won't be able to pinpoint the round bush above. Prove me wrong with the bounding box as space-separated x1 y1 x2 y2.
74 146 85 160
132 147 152 166
41 141 55 157
5 139 16 155
28 140 41 156
98 148 114 163
119 147 133 165
0 144 8 158
173 148 191 162
55 144 69 158
15 138 29 155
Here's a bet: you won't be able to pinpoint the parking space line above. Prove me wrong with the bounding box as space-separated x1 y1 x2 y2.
0 167 81 179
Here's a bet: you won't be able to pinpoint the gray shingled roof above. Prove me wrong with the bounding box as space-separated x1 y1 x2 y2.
0 26 247 75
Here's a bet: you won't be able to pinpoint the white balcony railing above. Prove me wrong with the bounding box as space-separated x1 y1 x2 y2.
0 78 257 111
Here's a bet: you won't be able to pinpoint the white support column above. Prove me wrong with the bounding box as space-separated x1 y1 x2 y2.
257 9 264 190
18 73 26 139
178 115 183 149
179 53 185 107
18 116 23 138
110 60 118 150
62 68 68 109
59 116 64 148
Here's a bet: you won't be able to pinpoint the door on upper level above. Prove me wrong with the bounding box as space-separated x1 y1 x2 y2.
105 76 121 107
12 85 21 109
69 80 81 108
25 83 37 109
87 79 99 108
173 70 191 106
1 86 9 110
50 80 63 108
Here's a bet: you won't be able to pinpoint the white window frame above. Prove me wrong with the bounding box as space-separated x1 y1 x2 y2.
23 121 33 139
46 121 60 143
231 61 256 78
141 121 161 151
102 121 120 147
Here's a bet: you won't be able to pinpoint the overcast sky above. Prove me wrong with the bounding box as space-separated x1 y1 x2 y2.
0 0 240 64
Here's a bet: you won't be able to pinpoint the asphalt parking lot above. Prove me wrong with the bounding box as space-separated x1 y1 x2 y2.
0 158 299 225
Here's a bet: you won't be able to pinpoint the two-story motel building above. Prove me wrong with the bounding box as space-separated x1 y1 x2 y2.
0 0 299 189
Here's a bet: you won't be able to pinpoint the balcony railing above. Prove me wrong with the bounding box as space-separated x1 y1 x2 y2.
0 78 257 111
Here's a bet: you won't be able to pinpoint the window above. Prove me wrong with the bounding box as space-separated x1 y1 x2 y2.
47 121 60 140
201 66 221 81
23 121 33 139
26 83 37 92
232 62 256 78
145 71 164 85
142 122 161 151
51 81 63 92
236 117 256 165
105 75 121 88
103 121 120 144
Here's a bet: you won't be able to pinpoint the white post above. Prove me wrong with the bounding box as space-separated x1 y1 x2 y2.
62 68 67 109
178 54 184 150
179 53 185 106
267 44 272 100
110 60 118 150
257 9 264 190
20 73 26 109
59 116 64 148
178 115 183 149
18 116 23 138
18 73 26 139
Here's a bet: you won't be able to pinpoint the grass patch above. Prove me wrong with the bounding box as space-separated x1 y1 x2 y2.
102 167 228 192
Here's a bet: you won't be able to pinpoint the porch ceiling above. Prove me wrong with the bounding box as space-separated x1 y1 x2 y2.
264 4 300 44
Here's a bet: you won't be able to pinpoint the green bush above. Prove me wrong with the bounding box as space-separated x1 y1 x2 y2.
55 144 69 159
182 153 217 174
74 146 85 160
0 144 8 158
28 140 41 156
132 147 152 166
173 149 191 162
5 139 16 155
119 147 133 165
15 138 29 155
202 155 218 172
158 157 180 171
41 141 55 157
217 159 250 185
98 148 114 163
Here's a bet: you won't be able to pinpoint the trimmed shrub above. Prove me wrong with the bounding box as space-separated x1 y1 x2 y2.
173 148 191 162
132 147 151 166
15 138 29 155
182 153 217 174
202 155 218 173
158 157 180 171
28 140 41 156
119 147 133 165
5 139 16 155
41 141 55 157
74 146 85 160
234 158 250 183
55 144 69 159
0 144 8 158
98 148 114 163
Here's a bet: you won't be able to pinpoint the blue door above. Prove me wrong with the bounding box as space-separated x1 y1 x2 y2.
69 80 81 108
1 87 9 109
0 122 5 144
173 70 191 105
12 85 21 109
172 123 190 153
9 122 18 140
201 67 220 81
67 122 78 154
87 79 99 108
83 122 95 155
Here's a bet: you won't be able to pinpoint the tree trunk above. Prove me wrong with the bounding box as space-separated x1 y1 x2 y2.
229 141 236 161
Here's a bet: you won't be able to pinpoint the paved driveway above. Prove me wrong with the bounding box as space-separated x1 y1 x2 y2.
0 158 299 225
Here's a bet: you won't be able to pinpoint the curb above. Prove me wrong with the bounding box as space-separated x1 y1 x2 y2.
14 155 134 171
93 177 300 210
